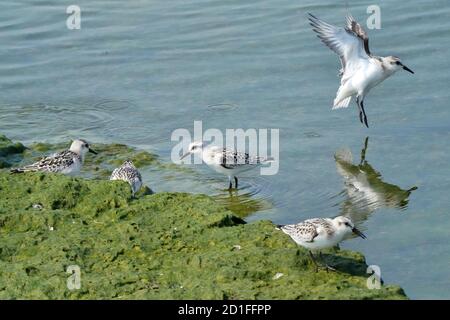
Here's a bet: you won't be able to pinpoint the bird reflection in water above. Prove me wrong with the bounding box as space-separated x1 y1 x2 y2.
212 187 273 219
334 137 417 225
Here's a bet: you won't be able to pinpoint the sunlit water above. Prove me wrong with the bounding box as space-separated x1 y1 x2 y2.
1 0 450 299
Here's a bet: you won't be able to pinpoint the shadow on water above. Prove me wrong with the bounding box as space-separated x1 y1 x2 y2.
334 137 417 227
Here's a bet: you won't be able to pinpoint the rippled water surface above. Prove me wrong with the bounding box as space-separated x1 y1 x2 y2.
1 0 450 298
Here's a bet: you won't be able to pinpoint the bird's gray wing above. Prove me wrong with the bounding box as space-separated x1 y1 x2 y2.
281 222 318 243
127 165 143 182
305 218 334 237
219 148 262 170
110 167 121 180
21 150 74 172
308 13 369 76
346 14 371 55
113 163 142 181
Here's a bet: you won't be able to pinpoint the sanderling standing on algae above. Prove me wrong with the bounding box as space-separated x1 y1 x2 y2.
110 160 143 196
11 139 97 175
277 216 366 271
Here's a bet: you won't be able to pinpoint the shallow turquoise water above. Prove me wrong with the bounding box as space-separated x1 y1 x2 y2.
1 0 450 299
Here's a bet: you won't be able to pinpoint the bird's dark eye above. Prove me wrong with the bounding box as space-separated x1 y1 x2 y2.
395 61 401 65
85 143 89 148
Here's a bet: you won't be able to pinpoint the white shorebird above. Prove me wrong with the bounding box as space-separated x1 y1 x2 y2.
180 141 272 189
308 13 414 127
277 216 366 271
10 139 97 175
110 160 143 196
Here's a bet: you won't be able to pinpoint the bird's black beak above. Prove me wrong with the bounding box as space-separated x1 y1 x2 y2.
403 65 414 74
352 227 367 239
89 148 98 155
180 152 190 160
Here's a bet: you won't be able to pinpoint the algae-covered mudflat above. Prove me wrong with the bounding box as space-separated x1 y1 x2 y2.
0 135 406 299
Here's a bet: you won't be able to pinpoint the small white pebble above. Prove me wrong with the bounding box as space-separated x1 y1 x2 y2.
232 245 241 250
273 273 284 280
49 226 54 231
32 203 43 210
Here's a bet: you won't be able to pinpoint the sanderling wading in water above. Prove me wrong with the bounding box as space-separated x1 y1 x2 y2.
180 141 273 190
10 139 97 175
277 216 366 272
308 13 414 128
110 160 143 196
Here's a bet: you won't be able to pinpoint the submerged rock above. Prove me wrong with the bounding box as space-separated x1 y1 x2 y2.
0 135 407 299
0 135 26 168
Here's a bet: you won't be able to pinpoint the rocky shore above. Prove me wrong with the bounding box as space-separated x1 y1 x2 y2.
0 135 407 299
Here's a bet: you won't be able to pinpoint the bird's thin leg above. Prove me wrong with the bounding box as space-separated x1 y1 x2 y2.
356 96 363 124
316 251 337 273
234 176 238 189
361 99 369 128
228 176 233 190
323 264 336 272
309 251 319 273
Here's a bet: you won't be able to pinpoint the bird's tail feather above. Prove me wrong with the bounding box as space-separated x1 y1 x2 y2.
333 96 352 110
254 156 275 165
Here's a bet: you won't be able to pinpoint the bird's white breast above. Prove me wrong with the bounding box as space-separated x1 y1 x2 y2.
61 157 82 175
347 59 385 95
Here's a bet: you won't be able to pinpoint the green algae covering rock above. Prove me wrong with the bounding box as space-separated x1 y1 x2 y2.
0 135 26 169
0 171 407 299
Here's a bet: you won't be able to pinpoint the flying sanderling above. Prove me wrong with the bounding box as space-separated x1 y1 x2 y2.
110 160 143 196
10 139 97 175
308 13 414 128
277 216 366 271
180 141 273 190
